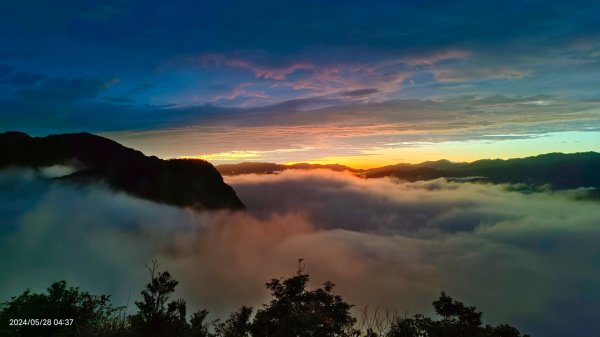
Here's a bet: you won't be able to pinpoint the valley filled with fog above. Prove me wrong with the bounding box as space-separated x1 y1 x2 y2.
1 168 599 337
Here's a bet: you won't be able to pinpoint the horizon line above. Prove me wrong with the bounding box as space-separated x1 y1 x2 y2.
188 150 600 170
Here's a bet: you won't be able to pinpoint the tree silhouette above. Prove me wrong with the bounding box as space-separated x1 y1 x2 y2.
128 261 190 337
0 280 120 337
216 306 253 337
251 272 358 337
387 292 529 337
189 309 214 337
0 264 529 337
387 314 433 337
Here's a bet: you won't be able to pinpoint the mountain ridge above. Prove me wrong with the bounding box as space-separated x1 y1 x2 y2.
216 152 600 189
0 131 245 210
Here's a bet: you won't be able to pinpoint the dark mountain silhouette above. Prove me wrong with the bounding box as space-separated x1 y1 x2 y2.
0 132 244 210
444 152 600 188
217 152 600 190
416 159 468 171
216 162 360 175
217 162 287 175
363 165 451 181
365 152 600 189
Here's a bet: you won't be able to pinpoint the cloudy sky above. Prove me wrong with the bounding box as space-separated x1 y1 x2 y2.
3 3 600 336
1 0 599 166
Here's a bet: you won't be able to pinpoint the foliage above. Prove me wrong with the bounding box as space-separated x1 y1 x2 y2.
0 264 528 337
0 280 122 337
189 309 214 337
387 292 530 337
216 306 253 337
128 261 188 337
251 274 358 337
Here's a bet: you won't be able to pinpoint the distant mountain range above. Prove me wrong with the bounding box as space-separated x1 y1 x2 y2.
3 131 597 210
216 162 362 175
0 132 244 210
217 152 600 190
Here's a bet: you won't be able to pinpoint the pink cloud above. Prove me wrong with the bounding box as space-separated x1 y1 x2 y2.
406 49 471 66
197 54 392 98
185 49 474 103
200 53 314 80
212 82 269 102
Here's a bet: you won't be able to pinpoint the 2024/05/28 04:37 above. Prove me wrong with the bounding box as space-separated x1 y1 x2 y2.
8 318 74 326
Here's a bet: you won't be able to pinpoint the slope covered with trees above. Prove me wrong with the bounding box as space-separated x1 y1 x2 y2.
0 132 244 210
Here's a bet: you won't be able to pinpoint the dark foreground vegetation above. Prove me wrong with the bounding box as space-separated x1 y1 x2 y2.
0 262 528 337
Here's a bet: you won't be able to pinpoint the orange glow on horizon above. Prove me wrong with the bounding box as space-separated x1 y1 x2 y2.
170 131 600 169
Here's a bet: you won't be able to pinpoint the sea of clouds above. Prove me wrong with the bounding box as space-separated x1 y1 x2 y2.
1 168 599 337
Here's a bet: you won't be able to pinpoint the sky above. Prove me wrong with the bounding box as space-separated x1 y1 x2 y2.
2 4 600 335
1 0 600 166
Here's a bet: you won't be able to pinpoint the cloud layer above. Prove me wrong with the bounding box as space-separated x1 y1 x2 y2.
101 94 600 165
1 169 600 336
